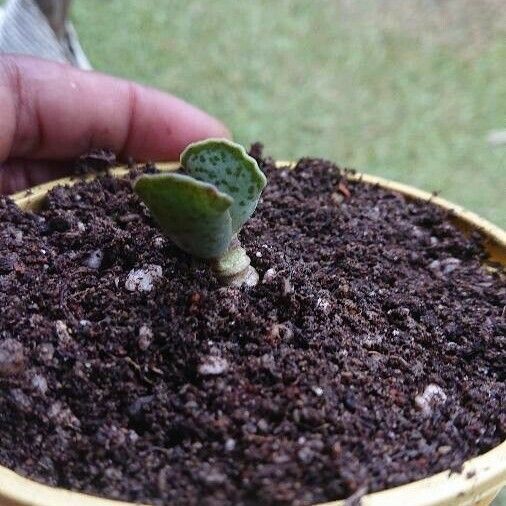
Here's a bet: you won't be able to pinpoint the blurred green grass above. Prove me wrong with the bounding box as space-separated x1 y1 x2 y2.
71 3 506 499
72 0 505 227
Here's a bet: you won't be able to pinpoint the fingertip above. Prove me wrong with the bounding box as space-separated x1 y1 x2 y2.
209 118 233 141
178 111 232 149
165 94 232 146
121 87 232 161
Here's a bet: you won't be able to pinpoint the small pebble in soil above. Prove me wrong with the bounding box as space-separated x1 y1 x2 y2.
297 445 315 464
54 320 72 346
241 265 260 287
84 249 104 269
441 257 461 274
199 467 227 486
415 384 448 416
138 324 153 350
198 356 229 376
316 297 331 314
0 339 25 376
262 267 277 283
30 373 48 394
153 236 165 249
438 445 452 455
282 277 294 295
266 322 294 344
312 386 324 397
225 438 236 452
331 192 345 205
429 257 462 276
48 401 80 428
361 334 384 348
125 265 163 292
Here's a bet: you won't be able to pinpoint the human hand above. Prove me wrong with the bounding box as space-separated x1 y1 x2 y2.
0 55 230 194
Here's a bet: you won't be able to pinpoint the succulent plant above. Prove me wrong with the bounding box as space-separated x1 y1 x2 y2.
133 139 267 286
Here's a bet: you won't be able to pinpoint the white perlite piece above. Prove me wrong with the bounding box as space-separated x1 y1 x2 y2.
198 356 229 376
316 297 331 314
239 265 259 287
225 438 236 452
48 401 81 428
361 333 384 348
125 265 163 292
415 384 447 416
138 324 153 351
31 373 48 394
429 257 461 276
84 249 104 269
153 236 165 248
312 386 324 397
262 267 276 284
55 320 72 344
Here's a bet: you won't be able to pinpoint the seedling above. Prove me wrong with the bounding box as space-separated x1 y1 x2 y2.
133 139 267 286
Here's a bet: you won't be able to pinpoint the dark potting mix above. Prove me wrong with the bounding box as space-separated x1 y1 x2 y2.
0 146 504 505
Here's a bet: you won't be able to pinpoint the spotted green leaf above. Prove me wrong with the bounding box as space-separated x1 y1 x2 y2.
133 172 233 259
181 139 267 233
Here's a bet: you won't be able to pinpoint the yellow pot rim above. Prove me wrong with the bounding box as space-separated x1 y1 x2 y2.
2 162 505 506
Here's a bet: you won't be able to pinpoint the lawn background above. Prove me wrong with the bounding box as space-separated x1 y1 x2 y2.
73 1 503 504
71 0 505 228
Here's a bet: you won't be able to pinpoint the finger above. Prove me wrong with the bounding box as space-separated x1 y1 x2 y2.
0 55 230 163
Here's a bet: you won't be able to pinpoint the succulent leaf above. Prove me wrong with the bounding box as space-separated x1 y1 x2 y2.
181 139 267 233
133 172 233 259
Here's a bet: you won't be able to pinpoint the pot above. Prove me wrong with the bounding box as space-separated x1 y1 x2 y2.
2 163 505 506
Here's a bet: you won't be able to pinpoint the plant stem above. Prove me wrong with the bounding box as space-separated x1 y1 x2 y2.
211 236 259 287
